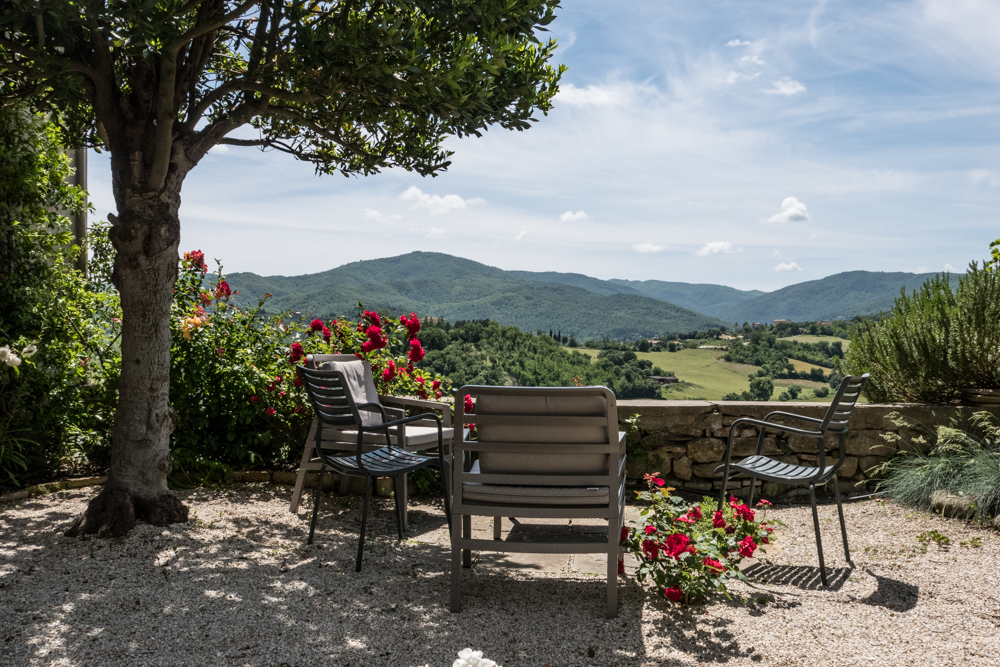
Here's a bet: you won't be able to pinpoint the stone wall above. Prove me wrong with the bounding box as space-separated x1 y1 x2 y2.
616 400 999 500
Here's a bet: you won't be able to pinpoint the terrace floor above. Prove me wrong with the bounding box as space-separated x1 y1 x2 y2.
1 486 998 666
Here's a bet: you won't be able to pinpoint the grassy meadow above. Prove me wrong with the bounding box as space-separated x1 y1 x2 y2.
577 347 833 402
784 334 851 350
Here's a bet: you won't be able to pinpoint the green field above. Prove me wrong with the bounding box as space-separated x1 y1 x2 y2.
578 348 833 402
784 334 851 350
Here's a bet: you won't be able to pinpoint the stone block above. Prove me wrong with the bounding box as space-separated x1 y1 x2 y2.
930 490 975 518
993 515 1000 532
836 456 858 478
272 471 298 486
647 450 673 476
673 456 692 481
625 458 649 480
683 479 713 491
687 438 727 463
231 470 272 483
730 437 779 457
692 462 721 479
639 433 691 449
858 456 885 477
787 435 820 453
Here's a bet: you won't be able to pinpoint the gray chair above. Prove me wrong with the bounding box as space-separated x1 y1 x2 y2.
295 363 451 572
716 373 869 585
450 386 626 618
289 354 454 532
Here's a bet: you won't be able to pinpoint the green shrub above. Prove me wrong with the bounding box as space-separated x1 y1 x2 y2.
844 261 1000 402
874 411 1000 522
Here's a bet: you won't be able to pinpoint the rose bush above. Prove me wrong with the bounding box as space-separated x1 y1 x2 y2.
621 473 780 604
169 253 451 482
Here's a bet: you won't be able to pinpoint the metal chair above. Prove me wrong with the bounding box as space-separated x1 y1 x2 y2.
296 364 451 572
715 373 869 586
289 354 454 533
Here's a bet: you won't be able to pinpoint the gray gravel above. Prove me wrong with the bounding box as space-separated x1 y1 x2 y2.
2 485 999 666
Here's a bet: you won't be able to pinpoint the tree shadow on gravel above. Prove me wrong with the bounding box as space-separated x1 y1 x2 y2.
741 562 852 591
1 487 652 667
646 608 766 664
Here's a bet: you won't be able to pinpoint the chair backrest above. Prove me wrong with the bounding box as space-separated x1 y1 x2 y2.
295 365 364 429
308 355 383 426
457 385 618 478
819 373 869 433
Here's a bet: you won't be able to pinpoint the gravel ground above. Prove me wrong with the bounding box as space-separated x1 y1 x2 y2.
2 485 999 667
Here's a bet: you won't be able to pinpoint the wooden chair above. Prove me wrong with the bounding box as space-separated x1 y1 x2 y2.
295 364 451 571
715 373 870 585
450 386 626 618
288 354 453 532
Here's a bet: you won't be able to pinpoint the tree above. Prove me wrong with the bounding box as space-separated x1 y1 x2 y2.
1 1 562 537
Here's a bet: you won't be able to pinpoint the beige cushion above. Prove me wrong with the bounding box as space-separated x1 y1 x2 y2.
318 359 382 426
462 460 609 506
476 393 610 476
320 425 453 450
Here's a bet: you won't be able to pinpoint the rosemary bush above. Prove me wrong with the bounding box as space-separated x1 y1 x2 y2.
844 260 1000 403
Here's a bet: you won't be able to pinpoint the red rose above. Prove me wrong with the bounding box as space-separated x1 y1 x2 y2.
617 559 625 575
266 407 276 416
408 339 425 362
361 340 375 353
278 391 286 398
689 506 702 520
654 477 665 487
431 379 441 391
756 499 772 507
435 390 442 399
735 504 755 522
183 250 207 272
712 510 727 529
664 587 683 602
402 313 421 338
294 407 303 414
676 514 695 524
294 377 303 387
725 525 736 535
289 342 304 363
702 557 725 573
274 376 282 384
322 327 331 343
464 394 474 414
738 536 757 558
662 533 692 558
620 526 629 543
641 539 660 560
250 395 260 403
214 280 231 299
644 525 657 535
265 383 275 392
200 292 213 305
310 318 323 332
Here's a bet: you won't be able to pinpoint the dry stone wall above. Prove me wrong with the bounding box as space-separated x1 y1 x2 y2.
616 400 999 501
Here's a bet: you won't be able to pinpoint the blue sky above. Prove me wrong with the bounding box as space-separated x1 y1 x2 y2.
89 0 1000 291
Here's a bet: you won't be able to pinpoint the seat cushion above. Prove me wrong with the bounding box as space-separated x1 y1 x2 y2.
319 425 453 450
462 460 609 507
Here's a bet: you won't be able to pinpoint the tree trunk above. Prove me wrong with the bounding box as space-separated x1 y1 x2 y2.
68 190 188 537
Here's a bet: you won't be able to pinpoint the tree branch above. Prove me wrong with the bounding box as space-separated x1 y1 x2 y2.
169 0 258 51
147 54 178 190
218 137 269 146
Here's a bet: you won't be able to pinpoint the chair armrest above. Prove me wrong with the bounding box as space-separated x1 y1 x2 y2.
728 417 823 439
763 410 824 425
380 394 453 428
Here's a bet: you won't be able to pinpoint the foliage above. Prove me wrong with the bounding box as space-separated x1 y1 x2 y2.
844 261 1000 402
418 320 665 399
622 474 777 604
722 376 775 402
169 255 451 480
0 105 117 487
873 411 1000 523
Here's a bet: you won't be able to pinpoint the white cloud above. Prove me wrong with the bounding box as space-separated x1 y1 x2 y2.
771 249 782 258
209 144 231 154
766 197 811 223
400 186 483 214
762 78 807 96
969 169 1000 187
409 226 445 238
726 71 761 84
560 210 588 222
696 241 734 256
633 243 668 253
727 39 752 47
944 262 958 271
514 230 527 241
740 55 765 66
362 208 401 222
555 84 624 107
775 261 802 272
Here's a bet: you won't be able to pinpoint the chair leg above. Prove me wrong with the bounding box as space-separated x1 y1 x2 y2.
493 516 502 540
606 520 619 618
747 475 757 508
717 469 730 512
289 437 316 513
450 515 463 612
393 475 405 541
440 463 452 537
356 476 373 572
400 473 409 532
809 484 827 586
307 464 326 545
338 473 353 496
833 476 852 565
462 514 472 568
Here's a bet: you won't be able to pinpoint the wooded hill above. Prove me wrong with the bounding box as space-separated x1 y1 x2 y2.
227 252 960 339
